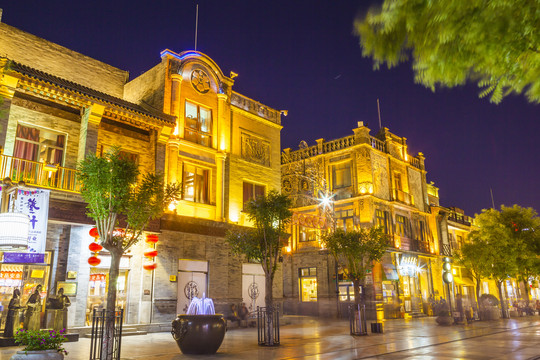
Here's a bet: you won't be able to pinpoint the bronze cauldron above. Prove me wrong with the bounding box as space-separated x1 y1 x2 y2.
171 314 226 354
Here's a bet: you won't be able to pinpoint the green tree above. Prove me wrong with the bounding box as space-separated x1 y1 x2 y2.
322 227 389 307
355 0 540 103
225 190 292 346
78 146 180 359
468 207 521 318
456 238 493 310
499 205 540 304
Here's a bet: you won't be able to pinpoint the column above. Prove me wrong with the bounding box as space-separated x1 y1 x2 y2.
215 152 227 221
0 71 19 152
78 104 104 162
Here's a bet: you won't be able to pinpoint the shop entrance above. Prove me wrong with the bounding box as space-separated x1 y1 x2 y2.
177 260 208 314
242 264 265 313
0 253 51 331
85 255 130 325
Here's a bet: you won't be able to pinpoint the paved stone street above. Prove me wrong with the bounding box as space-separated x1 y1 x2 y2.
2 316 539 360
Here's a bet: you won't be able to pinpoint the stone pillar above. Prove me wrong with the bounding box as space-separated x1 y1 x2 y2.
0 72 19 152
316 138 325 154
78 104 104 162
167 139 180 185
353 123 371 145
66 225 92 328
215 152 227 221
216 93 229 151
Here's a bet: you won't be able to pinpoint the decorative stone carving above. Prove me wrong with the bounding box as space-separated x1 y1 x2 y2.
191 69 211 93
371 153 389 199
241 133 270 167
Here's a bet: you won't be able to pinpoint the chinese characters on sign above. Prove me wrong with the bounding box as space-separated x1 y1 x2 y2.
11 189 50 253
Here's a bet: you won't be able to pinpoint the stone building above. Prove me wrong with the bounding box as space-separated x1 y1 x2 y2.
281 123 446 319
0 20 283 331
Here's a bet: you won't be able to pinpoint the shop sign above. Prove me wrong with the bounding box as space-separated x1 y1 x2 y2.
3 252 46 264
11 189 50 253
0 271 23 279
396 254 420 277
90 274 107 281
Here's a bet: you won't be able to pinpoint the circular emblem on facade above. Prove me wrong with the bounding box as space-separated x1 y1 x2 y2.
184 281 199 300
248 282 260 300
191 69 211 93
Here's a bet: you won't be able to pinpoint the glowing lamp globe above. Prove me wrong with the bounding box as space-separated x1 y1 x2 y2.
144 250 158 258
143 262 157 270
89 242 103 252
145 234 159 244
89 227 99 238
88 256 101 267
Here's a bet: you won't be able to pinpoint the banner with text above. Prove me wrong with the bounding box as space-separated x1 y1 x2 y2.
11 189 50 253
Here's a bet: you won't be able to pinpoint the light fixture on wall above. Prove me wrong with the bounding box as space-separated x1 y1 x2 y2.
0 178 30 250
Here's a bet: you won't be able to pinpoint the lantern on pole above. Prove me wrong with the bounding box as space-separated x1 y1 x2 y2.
88 256 101 267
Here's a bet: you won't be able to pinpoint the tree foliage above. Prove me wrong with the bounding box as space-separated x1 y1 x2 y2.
322 227 389 305
78 146 181 253
465 205 540 316
355 0 540 103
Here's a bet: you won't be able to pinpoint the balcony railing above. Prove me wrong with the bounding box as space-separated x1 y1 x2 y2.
0 154 80 192
447 211 471 226
393 189 414 206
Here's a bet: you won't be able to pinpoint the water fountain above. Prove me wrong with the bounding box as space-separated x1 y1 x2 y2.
171 294 226 355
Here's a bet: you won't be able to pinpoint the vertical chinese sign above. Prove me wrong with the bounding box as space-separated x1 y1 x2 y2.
12 189 50 253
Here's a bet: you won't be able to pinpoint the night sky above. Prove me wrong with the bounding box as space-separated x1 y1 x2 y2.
2 1 538 217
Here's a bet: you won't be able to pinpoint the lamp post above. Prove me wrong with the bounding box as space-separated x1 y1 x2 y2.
0 177 30 251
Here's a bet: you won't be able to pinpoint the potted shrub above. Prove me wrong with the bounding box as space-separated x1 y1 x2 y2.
479 294 500 320
10 329 67 360
434 300 453 326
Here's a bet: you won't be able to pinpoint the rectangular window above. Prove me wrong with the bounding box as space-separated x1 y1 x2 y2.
183 164 209 204
14 124 65 165
335 209 355 231
299 267 317 302
332 161 352 190
376 210 391 234
417 220 426 241
242 182 265 206
393 172 402 191
299 227 318 242
396 215 411 237
184 101 212 147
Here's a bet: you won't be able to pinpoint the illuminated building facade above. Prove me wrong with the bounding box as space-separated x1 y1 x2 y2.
281 123 445 318
0 20 283 331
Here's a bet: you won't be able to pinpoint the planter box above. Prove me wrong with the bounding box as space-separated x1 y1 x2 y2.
10 350 64 360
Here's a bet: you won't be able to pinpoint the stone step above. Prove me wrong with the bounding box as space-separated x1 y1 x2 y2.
82 330 147 338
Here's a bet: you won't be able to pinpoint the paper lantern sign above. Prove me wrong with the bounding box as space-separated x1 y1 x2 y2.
88 256 101 267
144 250 158 258
145 234 159 244
143 262 157 270
89 242 103 252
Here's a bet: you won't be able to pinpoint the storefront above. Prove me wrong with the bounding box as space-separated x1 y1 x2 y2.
85 254 131 325
0 252 52 331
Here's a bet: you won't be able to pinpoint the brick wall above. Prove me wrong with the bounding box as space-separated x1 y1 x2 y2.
0 23 128 98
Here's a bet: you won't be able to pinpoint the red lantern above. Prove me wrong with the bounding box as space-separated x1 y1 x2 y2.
144 250 158 258
89 242 103 252
89 227 99 238
145 234 159 244
143 262 157 270
88 256 101 267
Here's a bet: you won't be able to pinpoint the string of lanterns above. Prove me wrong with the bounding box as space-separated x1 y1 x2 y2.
87 228 159 270
88 227 102 266
143 234 159 270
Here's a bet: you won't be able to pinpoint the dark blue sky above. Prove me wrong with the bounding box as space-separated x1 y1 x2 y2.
2 1 538 216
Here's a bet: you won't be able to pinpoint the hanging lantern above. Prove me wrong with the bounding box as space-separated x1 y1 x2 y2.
144 249 158 258
89 227 99 238
145 234 159 244
0 212 30 250
88 256 101 267
143 262 157 271
89 242 103 253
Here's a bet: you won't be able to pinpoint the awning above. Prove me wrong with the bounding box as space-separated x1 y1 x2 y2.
382 263 399 281
454 277 475 286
